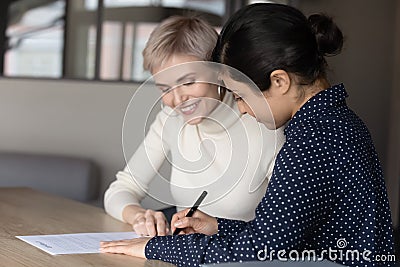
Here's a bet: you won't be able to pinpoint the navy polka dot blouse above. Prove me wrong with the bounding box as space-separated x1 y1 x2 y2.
145 84 395 267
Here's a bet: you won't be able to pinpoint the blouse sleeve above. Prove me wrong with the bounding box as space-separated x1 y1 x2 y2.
145 136 340 266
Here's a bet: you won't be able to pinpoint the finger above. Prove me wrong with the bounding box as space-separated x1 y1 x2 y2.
172 209 190 220
170 215 178 231
174 217 202 232
100 244 130 255
171 208 189 233
133 218 149 236
133 225 149 236
164 220 170 235
178 228 187 235
100 240 120 247
154 212 168 235
173 217 190 229
182 227 195 235
144 214 157 237
173 225 193 235
155 218 167 236
100 240 131 248
100 239 133 245
171 208 190 224
136 217 146 224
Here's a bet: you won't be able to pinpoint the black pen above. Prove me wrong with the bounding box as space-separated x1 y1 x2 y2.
173 190 208 235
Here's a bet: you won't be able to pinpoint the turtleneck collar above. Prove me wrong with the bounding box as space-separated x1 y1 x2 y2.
193 92 242 135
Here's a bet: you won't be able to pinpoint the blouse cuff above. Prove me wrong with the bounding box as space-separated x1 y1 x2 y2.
145 236 163 260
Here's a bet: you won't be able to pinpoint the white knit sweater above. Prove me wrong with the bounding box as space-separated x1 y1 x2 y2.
104 93 285 222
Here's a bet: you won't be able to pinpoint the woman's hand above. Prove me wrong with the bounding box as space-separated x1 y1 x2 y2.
123 205 169 236
100 237 151 258
171 208 218 236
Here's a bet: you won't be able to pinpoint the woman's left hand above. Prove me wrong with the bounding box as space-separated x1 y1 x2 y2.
100 237 151 258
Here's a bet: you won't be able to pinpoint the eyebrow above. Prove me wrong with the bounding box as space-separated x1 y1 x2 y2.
176 72 196 84
155 72 196 88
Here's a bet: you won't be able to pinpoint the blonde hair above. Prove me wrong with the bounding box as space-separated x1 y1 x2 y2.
142 16 218 73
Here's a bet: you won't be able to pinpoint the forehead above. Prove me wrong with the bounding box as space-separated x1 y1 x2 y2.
153 59 217 85
152 54 199 73
220 73 252 95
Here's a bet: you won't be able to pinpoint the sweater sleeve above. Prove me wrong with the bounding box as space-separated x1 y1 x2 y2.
104 111 171 222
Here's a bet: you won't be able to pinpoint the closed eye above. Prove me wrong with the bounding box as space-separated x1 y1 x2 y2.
182 80 195 86
160 87 171 93
233 93 243 102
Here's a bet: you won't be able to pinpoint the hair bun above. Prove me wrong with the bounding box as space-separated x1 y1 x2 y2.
308 14 343 56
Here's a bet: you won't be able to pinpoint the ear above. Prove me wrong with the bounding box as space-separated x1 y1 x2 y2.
269 70 291 95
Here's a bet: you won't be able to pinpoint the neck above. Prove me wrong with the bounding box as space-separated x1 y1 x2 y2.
291 78 330 118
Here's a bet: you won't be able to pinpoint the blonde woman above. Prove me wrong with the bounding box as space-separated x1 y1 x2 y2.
104 16 285 237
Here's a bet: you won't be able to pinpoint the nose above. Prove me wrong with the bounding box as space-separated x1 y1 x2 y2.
171 86 188 107
237 101 247 115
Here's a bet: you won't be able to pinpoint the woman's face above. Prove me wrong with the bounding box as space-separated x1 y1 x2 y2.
152 55 220 125
221 74 292 129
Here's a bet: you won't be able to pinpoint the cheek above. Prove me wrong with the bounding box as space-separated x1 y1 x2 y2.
194 84 218 98
161 94 173 107
245 105 255 117
267 101 289 128
236 101 245 113
247 111 256 118
241 101 254 116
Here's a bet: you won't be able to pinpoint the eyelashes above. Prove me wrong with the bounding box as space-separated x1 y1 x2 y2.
159 80 196 93
182 81 195 86
233 93 243 102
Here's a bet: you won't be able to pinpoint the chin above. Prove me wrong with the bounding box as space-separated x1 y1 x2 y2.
185 117 203 125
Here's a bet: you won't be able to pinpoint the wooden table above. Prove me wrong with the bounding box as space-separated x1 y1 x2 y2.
0 187 175 267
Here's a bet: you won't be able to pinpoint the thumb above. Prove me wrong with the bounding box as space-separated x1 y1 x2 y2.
174 217 203 231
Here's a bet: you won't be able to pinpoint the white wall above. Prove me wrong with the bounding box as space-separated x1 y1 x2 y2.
0 78 170 209
299 0 396 171
298 0 398 223
386 0 400 228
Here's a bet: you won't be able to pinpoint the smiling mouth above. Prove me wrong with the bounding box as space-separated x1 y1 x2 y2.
179 100 200 115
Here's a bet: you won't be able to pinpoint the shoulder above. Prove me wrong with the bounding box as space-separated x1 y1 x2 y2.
280 106 373 172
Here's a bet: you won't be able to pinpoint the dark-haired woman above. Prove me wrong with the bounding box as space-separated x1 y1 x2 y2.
100 3 395 266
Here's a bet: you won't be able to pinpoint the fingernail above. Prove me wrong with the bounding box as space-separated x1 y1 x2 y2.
174 220 182 227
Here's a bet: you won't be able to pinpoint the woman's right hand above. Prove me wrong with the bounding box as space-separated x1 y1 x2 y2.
122 205 169 237
171 208 218 236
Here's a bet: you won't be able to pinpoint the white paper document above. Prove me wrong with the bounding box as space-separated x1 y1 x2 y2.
16 232 139 255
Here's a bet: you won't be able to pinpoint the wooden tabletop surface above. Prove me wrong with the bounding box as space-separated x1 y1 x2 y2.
0 187 175 267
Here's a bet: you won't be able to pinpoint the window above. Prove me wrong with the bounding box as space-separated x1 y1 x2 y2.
5 0 65 78
1 0 287 82
65 0 225 81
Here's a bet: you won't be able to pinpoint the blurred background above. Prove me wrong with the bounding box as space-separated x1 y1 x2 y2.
0 0 398 260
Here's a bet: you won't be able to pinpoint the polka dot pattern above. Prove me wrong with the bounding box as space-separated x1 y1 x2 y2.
145 84 395 267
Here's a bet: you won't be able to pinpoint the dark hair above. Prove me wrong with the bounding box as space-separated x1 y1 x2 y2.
212 3 343 91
